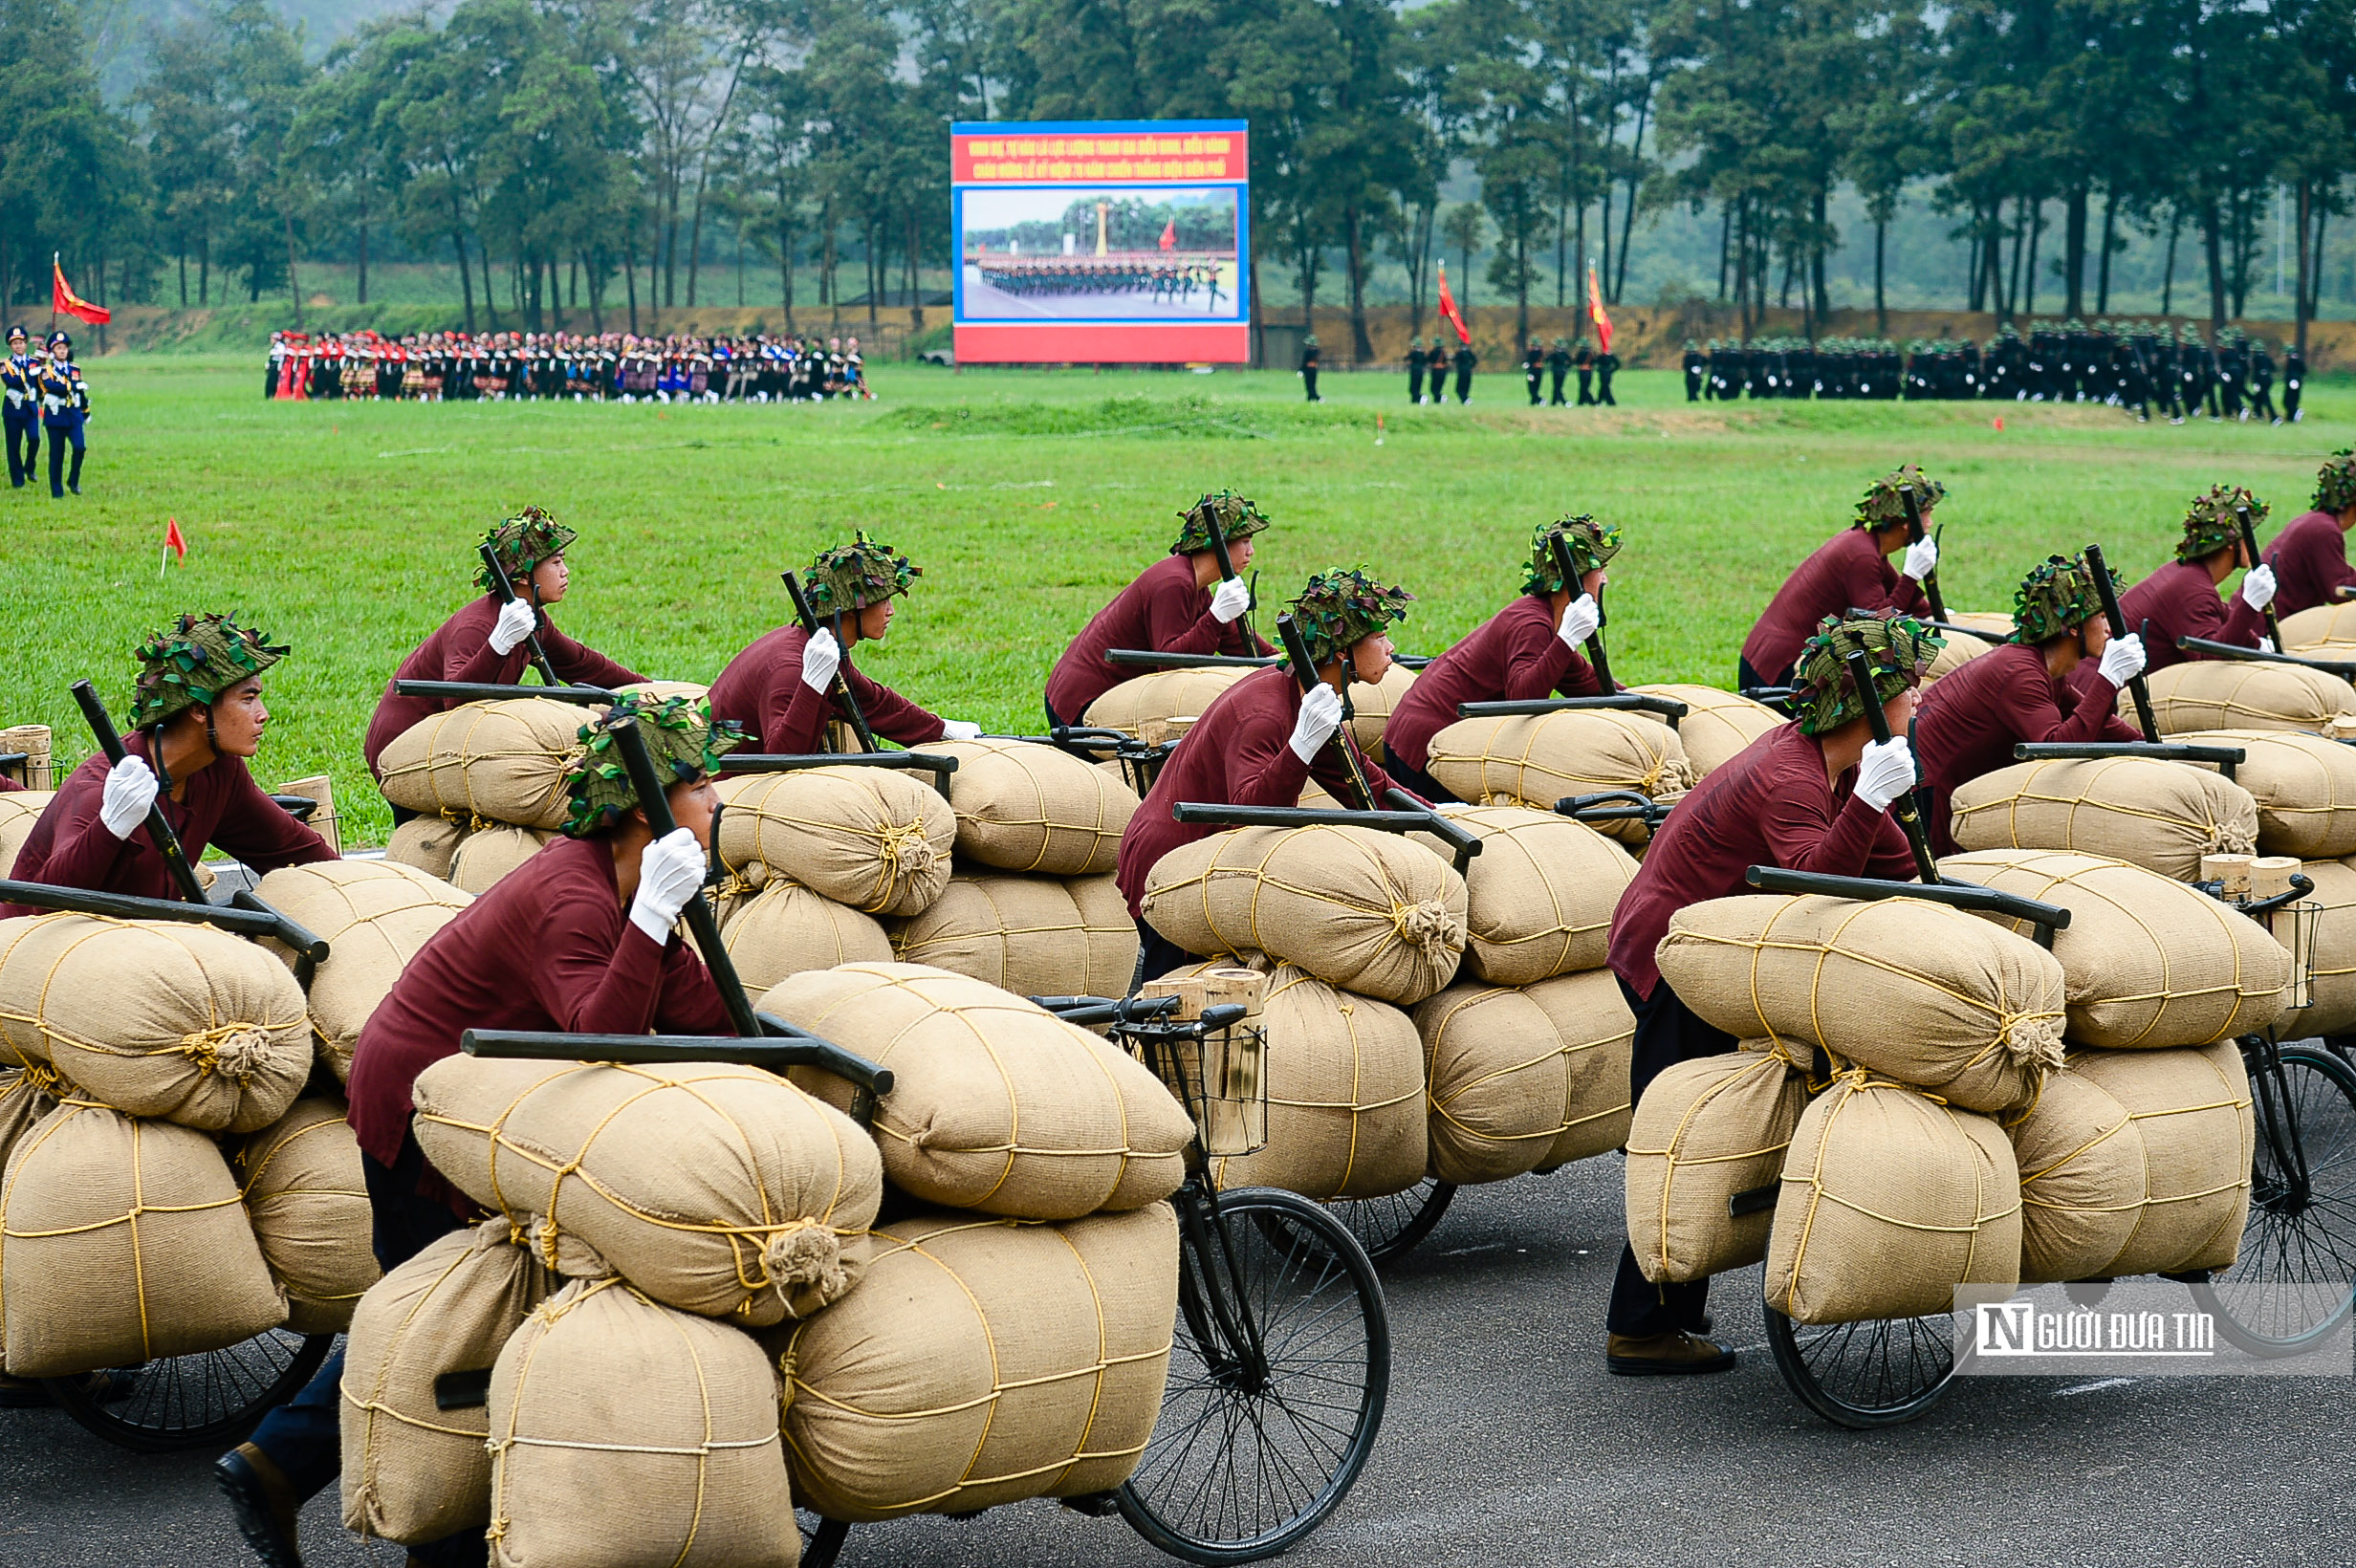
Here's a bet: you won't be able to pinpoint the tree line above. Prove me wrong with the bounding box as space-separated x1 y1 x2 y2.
6 0 2353 356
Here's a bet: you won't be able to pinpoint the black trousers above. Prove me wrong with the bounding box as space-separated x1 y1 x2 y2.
1454 369 1472 403
43 415 82 497
1382 743 1459 806
1302 367 1319 402
1597 372 1617 406
1576 371 1595 405
1133 916 1200 990
1605 975 1735 1337
1407 369 1423 403
1526 371 1543 406
1550 367 1568 405
3 409 35 487
1685 373 1702 403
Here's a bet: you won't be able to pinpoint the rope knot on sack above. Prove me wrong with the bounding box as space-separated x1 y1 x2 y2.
874 819 938 883
1996 1011 2066 1074
526 1214 618 1279
2210 820 2256 856
183 1024 274 1082
759 1220 845 1301
1389 899 1464 957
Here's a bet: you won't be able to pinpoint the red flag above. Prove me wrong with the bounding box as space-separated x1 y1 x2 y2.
1436 262 1471 344
1159 220 1177 251
52 255 111 325
164 518 187 560
1586 263 1612 354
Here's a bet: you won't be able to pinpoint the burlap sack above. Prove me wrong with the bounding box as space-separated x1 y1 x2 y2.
770 1204 1177 1523
1412 805 1635 984
2007 1066 2148 1284
0 1068 56 1180
0 1100 286 1376
377 699 590 830
1938 849 2289 1048
0 914 312 1133
2169 729 2356 858
1625 1047 1808 1284
889 871 1139 999
716 767 955 917
1410 969 1633 1186
2280 602 2356 652
1425 709 1694 846
1765 1073 2022 1324
610 680 710 703
386 815 469 881
1917 613 2014 687
341 1221 556 1545
1949 756 2260 882
2138 660 2356 735
1142 824 1468 1006
412 1056 881 1326
486 1276 798 1568
237 1097 380 1335
1080 665 1251 736
930 738 1137 876
1630 685 1785 776
255 860 473 1080
714 872 893 992
2279 856 2356 1038
1168 961 1428 1201
1348 662 1417 751
759 963 1190 1219
2071 1041 2254 1275
1658 894 2066 1113
447 824 557 896
0 791 55 878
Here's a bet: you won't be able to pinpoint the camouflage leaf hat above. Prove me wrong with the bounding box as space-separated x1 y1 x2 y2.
1852 464 1947 530
2317 450 2356 516
2009 554 2119 645
1522 515 1625 595
1171 490 1272 555
559 693 745 839
1789 612 1944 736
1286 567 1415 669
474 506 578 592
129 612 290 730
2176 485 2267 562
806 532 921 617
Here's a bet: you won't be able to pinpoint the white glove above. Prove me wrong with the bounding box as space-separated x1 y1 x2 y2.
2097 632 2147 687
98 754 159 840
488 598 538 656
2259 636 2278 654
628 828 706 946
1854 737 1917 815
1557 594 1602 649
1289 684 1344 764
799 628 840 693
1901 536 1939 581
940 719 983 742
2241 563 2278 611
1210 577 1252 624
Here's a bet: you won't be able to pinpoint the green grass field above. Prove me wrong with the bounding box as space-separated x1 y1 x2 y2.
13 355 2356 845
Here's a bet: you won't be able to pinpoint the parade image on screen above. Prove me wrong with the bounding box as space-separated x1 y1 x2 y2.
951 120 1251 364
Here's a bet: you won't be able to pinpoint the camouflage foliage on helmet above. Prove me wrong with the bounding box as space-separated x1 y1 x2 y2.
2175 484 2267 562
2009 554 2119 644
2316 450 2356 516
1171 490 1272 555
559 693 745 839
474 506 578 591
805 532 920 616
1522 515 1625 595
129 612 290 729
1789 612 1944 736
1852 464 1947 530
1286 567 1415 668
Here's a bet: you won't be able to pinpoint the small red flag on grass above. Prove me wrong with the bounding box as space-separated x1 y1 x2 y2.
160 517 187 577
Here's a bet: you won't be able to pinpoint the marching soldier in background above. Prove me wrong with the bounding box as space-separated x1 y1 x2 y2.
1738 464 1942 690
1603 613 1937 1375
35 332 88 498
1574 342 1596 405
2 326 38 489
2285 343 2307 423
2072 486 2274 695
1523 338 1545 406
1547 336 1572 405
2255 451 2356 617
1596 342 1620 406
1045 490 1276 729
1407 338 1428 404
2247 338 2280 425
1682 339 1705 402
1300 335 1322 403
1452 338 1477 403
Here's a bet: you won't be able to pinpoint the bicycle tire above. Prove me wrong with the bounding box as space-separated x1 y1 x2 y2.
44 1328 333 1454
2200 1044 2356 1355
1763 1306 1957 1429
1323 1178 1457 1264
1119 1187 1389 1564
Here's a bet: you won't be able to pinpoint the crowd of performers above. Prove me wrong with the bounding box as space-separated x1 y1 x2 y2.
969 252 1231 312
0 327 91 498
1682 321 2308 423
6 449 2356 1562
266 330 874 403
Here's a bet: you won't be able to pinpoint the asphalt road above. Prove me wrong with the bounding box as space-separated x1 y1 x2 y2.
3 1151 2348 1568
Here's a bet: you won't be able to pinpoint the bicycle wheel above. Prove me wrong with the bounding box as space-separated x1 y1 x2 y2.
1119 1187 1389 1564
2201 1045 2356 1354
1763 1307 1956 1429
1324 1178 1456 1264
44 1328 333 1454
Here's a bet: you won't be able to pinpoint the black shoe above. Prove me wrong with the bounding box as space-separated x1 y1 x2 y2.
216 1443 305 1568
66 483 77 495
1605 1331 1737 1377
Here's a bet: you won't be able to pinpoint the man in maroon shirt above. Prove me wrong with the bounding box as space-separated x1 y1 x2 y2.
1604 612 1937 1376
1738 464 1943 689
361 508 646 785
1120 568 1420 981
1384 514 1617 797
6 613 334 916
1915 555 2145 855
2075 486 2275 698
709 533 982 754
2258 450 2356 620
1044 490 1277 728
218 695 740 1568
